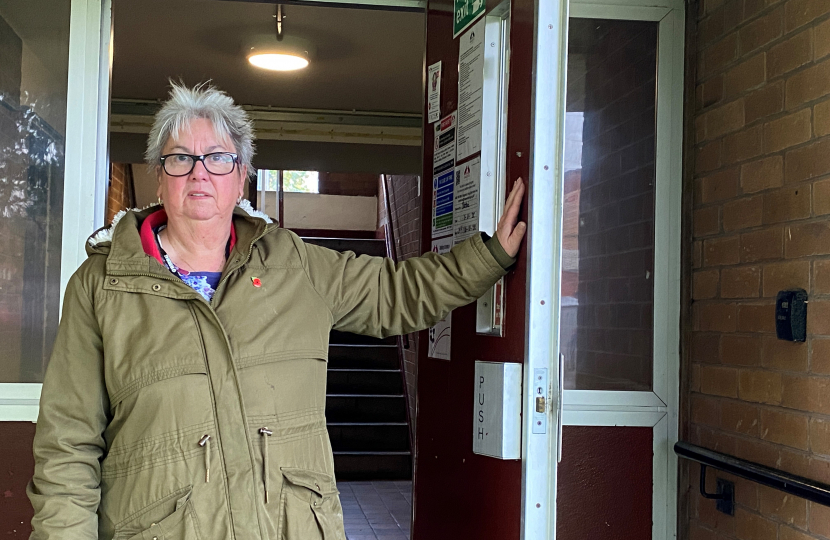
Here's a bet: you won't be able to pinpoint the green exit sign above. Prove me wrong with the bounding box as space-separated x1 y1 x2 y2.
453 0 485 38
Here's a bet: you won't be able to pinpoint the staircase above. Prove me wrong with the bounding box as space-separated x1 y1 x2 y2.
302 237 412 480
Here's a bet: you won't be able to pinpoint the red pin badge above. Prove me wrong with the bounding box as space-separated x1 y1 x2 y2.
251 277 262 288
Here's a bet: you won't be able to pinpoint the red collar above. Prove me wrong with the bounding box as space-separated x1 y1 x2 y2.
139 209 238 265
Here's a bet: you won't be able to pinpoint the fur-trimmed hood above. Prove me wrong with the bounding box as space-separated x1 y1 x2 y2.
87 199 273 248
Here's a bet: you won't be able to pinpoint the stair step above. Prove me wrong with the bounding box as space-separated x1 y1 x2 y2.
333 452 412 481
328 345 399 369
330 330 397 346
327 369 403 394
327 422 409 452
326 395 407 423
302 237 387 257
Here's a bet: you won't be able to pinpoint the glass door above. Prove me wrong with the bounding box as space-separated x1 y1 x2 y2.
554 3 683 540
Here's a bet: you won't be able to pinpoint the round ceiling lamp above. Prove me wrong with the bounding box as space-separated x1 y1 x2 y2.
247 5 314 72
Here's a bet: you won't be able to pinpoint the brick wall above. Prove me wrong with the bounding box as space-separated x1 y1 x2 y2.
572 19 658 391
319 172 378 197
106 162 134 224
687 0 830 538
382 175 421 444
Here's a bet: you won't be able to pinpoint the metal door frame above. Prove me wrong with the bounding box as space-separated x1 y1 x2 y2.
523 0 684 538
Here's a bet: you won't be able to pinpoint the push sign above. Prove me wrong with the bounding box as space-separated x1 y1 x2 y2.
453 0 486 38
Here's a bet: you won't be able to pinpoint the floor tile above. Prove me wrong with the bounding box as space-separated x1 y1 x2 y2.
338 481 413 540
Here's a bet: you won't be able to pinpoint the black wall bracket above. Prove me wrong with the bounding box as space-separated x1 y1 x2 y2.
700 464 735 515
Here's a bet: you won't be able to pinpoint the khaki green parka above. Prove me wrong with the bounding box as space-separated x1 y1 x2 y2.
27 204 514 540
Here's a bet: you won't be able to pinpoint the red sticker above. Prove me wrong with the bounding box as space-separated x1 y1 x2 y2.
252 277 262 288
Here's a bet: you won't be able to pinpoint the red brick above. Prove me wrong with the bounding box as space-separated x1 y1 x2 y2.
723 195 763 231
811 417 830 456
786 57 830 109
785 0 830 32
785 138 830 183
764 108 812 152
722 334 761 365
760 486 808 528
746 81 784 123
703 34 739 78
786 221 830 257
741 227 783 262
781 374 830 414
813 99 830 136
810 299 830 334
762 260 810 296
694 240 704 268
705 235 741 265
723 125 764 164
724 53 766 98
694 333 722 365
815 259 830 293
694 207 721 236
696 302 739 332
692 363 702 392
761 335 809 370
741 156 783 193
740 7 783 55
813 177 830 214
701 365 739 397
811 338 830 373
735 508 776 540
734 436 779 466
768 28 813 77
694 269 721 299
700 10 726 46
810 501 830 537
720 265 761 297
700 168 740 203
697 140 722 172
704 100 746 140
720 400 760 435
760 408 809 449
691 394 721 426
816 17 830 58
738 368 783 403
762 185 811 224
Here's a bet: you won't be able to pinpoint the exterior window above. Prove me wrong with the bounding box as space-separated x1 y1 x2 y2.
0 1 70 382
256 170 319 193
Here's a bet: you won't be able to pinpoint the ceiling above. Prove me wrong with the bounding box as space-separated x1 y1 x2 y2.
111 0 426 114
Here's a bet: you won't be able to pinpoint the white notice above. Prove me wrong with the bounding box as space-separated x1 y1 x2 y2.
428 237 454 361
457 19 485 162
427 61 442 124
453 156 481 246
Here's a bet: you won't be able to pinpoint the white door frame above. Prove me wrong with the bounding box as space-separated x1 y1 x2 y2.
523 0 684 538
0 0 111 421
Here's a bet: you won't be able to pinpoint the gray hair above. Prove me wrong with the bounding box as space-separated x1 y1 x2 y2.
145 82 255 175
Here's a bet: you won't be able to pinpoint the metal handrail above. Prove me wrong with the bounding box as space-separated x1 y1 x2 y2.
675 441 830 507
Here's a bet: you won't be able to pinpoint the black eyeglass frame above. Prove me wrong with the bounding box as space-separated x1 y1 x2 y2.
159 152 239 177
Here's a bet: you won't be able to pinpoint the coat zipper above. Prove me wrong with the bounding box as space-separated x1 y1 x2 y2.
198 434 212 482
258 427 273 503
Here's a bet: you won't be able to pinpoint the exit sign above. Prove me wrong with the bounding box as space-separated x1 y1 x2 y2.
453 0 485 38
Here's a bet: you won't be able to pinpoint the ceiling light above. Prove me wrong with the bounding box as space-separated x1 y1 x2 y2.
246 5 313 72
248 52 309 71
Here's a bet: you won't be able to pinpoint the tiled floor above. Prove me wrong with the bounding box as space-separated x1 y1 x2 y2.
338 481 412 540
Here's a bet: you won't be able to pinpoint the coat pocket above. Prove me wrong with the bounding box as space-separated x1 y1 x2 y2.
113 487 203 540
280 468 344 540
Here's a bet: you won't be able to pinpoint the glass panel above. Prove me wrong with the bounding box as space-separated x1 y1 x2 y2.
0 1 70 382
560 18 658 391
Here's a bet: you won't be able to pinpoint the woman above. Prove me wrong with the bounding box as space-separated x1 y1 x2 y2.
27 83 526 540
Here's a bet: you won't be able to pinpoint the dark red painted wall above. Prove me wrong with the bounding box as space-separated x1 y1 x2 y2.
412 0 532 537
0 423 35 537
557 426 653 540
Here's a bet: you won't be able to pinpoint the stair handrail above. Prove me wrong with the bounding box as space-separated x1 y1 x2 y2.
675 441 830 507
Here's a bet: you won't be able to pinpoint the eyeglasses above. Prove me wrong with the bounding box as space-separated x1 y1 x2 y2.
159 152 239 177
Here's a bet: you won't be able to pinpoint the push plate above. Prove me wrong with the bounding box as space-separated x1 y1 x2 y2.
532 368 547 434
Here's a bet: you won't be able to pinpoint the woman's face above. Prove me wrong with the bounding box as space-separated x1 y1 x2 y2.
157 117 247 225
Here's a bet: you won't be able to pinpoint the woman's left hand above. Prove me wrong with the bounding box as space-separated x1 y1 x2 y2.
496 178 527 258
